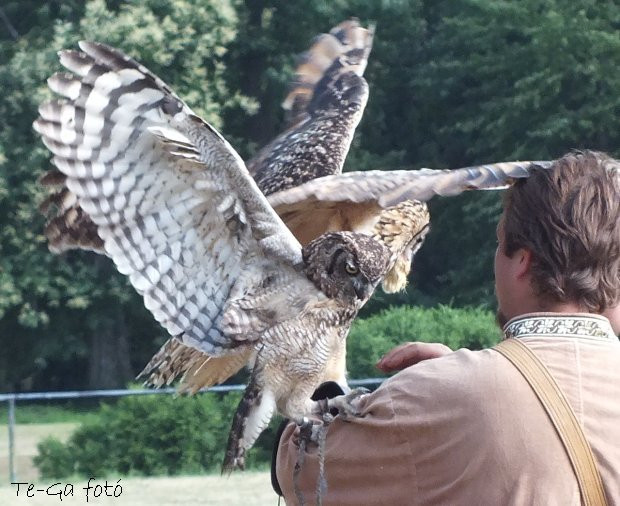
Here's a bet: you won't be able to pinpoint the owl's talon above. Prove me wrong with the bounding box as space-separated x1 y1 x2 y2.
299 418 314 439
328 387 369 419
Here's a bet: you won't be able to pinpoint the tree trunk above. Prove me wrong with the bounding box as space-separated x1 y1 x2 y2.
87 256 134 389
88 311 133 389
241 0 280 145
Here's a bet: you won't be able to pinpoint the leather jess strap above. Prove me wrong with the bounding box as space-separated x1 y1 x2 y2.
493 338 608 506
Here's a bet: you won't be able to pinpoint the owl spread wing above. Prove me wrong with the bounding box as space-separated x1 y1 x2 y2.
248 19 374 195
266 161 552 246
33 41 304 356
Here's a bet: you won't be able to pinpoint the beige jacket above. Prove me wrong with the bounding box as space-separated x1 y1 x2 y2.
276 313 620 505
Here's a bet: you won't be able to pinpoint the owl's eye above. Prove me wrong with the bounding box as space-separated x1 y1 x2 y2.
344 261 359 275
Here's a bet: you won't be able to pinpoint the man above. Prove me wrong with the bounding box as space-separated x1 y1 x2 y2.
274 151 620 505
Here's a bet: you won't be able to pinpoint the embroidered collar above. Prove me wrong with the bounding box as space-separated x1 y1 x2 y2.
503 313 617 341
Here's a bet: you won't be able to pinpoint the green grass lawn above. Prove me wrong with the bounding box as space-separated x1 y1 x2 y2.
0 403 99 425
0 404 280 504
0 403 98 484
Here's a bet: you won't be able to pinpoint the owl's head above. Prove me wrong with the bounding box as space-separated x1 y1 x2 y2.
302 231 390 303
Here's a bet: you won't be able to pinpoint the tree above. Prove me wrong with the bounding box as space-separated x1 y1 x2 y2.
0 0 241 390
410 0 620 306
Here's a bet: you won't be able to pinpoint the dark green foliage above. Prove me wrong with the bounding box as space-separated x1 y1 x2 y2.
34 437 74 480
347 305 500 378
414 0 620 165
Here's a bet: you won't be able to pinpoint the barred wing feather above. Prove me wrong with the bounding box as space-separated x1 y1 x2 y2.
34 41 302 355
267 161 551 245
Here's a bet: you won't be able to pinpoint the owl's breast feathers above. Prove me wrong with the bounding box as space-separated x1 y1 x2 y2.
140 273 354 394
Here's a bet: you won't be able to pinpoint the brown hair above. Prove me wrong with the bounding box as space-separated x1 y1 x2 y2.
502 151 620 312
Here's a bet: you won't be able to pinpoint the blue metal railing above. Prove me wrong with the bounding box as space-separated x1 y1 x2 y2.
0 377 385 482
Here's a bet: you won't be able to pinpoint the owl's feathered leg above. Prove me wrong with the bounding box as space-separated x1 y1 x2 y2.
222 374 275 474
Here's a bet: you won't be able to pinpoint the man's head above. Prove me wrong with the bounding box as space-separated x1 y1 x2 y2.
495 151 620 326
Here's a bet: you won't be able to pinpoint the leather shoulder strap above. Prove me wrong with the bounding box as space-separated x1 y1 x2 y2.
493 338 608 506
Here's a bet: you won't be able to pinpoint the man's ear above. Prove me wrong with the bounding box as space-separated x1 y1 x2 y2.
515 248 533 279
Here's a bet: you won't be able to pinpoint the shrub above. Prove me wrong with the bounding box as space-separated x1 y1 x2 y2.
347 305 500 378
34 437 74 479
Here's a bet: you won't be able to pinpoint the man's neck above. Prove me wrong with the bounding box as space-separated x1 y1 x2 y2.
534 301 589 314
503 300 592 327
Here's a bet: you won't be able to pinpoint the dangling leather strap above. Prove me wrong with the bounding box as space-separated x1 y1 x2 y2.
493 338 608 506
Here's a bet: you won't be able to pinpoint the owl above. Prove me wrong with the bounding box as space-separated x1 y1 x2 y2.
33 41 392 471
38 19 545 295
35 29 550 471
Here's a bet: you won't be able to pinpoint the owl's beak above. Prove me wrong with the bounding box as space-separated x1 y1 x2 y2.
353 278 372 300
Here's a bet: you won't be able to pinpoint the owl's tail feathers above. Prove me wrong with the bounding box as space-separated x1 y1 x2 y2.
138 338 250 394
222 381 276 474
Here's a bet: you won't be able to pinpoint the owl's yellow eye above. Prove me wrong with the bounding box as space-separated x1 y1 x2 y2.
345 261 359 275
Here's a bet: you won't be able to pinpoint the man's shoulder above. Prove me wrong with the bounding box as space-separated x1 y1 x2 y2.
377 347 506 407
398 346 501 382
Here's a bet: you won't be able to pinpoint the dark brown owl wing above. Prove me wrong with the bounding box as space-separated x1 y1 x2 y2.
34 41 305 357
248 19 374 196
281 18 374 129
266 161 552 246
